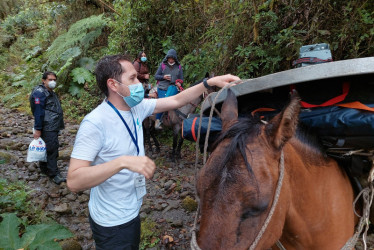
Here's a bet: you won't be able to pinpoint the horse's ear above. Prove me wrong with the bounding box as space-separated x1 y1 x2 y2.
269 91 301 149
221 88 238 131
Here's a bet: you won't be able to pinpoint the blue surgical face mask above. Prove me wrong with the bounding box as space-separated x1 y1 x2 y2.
116 81 144 108
140 57 147 62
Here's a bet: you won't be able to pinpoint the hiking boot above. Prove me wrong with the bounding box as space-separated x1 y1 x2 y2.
52 174 66 185
155 119 163 130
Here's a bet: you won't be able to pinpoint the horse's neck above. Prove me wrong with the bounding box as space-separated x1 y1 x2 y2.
281 140 355 248
178 95 202 114
163 95 202 125
286 139 328 168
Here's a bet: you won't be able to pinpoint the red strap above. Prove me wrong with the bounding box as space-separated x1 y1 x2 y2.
292 57 333 67
290 82 350 108
251 108 276 117
337 101 374 112
191 117 198 141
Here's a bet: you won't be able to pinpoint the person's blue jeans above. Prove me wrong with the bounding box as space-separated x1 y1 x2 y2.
156 85 178 120
89 215 140 250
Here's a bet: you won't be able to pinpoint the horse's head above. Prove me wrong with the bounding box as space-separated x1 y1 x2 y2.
196 89 301 249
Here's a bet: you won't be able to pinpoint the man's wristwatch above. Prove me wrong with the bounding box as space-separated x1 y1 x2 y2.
203 78 211 89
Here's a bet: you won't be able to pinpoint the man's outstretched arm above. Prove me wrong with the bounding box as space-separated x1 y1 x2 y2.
153 74 240 114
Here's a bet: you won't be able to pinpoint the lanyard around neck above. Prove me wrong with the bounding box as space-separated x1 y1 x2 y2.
106 100 139 155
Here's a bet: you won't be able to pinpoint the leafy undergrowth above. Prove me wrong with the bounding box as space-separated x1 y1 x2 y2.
0 213 73 250
0 178 73 250
140 218 160 250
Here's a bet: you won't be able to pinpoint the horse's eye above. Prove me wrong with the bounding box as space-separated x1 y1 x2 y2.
241 210 253 220
241 202 268 220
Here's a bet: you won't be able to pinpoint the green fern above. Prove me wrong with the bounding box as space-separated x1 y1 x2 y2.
12 79 28 87
46 14 108 70
10 101 23 108
3 92 21 102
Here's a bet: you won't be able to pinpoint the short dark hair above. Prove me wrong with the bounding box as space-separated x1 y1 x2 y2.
42 71 57 80
95 54 132 96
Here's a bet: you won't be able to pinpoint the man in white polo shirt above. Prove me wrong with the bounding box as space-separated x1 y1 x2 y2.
67 54 240 249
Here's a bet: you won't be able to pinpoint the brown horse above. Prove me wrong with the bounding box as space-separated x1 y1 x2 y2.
142 92 201 161
161 93 202 162
155 75 213 162
143 114 160 154
195 89 357 249
143 86 160 154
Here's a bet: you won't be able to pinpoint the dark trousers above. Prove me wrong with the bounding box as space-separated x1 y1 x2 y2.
89 215 140 250
40 130 59 177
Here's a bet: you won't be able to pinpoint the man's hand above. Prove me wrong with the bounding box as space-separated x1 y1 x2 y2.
148 92 158 98
206 74 241 89
123 156 156 179
33 129 41 139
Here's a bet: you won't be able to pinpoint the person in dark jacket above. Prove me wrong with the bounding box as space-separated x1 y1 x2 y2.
30 71 65 184
154 49 184 129
133 51 152 98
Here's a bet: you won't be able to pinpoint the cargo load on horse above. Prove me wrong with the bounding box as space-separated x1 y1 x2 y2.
184 45 374 174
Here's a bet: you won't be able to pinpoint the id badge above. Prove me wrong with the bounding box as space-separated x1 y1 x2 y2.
135 175 146 200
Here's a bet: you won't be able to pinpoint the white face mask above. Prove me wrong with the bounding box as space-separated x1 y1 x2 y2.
168 62 175 66
48 80 57 89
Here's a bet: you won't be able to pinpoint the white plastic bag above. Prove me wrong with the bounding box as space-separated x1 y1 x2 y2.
26 138 47 162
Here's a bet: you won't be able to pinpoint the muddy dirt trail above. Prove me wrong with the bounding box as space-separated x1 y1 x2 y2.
0 102 202 249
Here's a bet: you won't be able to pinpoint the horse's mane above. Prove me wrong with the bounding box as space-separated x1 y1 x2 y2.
211 115 262 178
210 115 328 179
294 124 327 156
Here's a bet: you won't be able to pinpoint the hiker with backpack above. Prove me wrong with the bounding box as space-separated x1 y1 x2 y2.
154 49 184 129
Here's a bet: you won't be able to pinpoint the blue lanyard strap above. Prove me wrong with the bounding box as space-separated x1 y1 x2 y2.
106 100 139 155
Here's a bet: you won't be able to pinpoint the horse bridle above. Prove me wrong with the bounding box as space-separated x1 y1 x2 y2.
190 81 287 250
249 151 285 250
191 151 285 250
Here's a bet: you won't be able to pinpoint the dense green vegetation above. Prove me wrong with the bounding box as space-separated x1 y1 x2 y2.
1 0 373 122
